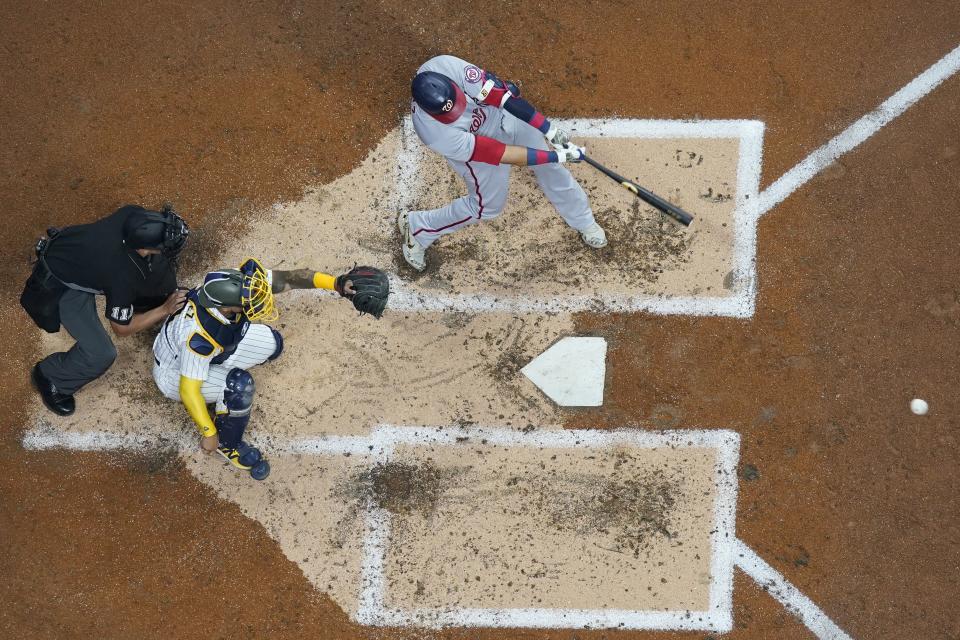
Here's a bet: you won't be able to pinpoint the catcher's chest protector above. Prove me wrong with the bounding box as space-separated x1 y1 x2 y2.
185 290 251 364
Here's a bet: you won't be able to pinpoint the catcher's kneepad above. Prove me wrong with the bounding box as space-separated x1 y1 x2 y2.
267 327 283 361
335 266 390 319
215 368 255 448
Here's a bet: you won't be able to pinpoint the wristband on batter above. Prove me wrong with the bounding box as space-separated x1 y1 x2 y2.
503 95 551 133
179 376 217 437
526 148 559 165
477 76 512 108
312 272 336 290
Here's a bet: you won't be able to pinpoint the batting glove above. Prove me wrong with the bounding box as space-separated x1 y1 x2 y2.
556 142 585 163
544 124 570 148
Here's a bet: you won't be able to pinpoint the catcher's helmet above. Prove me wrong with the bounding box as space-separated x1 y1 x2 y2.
411 71 466 123
123 204 189 258
196 258 277 321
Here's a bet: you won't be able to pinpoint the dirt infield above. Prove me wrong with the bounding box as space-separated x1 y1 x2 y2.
2 2 960 639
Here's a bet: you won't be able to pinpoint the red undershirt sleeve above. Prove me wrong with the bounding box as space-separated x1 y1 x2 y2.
469 135 507 165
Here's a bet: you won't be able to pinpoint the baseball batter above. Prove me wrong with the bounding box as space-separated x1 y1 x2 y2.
151 258 388 480
399 54 606 271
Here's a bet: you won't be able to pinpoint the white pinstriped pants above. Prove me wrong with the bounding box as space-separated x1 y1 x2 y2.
152 323 278 411
408 113 596 248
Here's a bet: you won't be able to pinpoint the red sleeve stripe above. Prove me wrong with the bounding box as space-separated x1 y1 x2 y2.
526 148 558 165
530 112 547 131
470 135 507 165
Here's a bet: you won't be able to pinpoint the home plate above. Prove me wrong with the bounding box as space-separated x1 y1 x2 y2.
521 337 607 406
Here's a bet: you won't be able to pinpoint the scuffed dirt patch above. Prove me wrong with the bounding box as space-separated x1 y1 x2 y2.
561 191 693 289
350 460 444 517
524 452 683 558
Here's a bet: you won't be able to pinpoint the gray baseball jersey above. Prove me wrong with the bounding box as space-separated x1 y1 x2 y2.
407 55 596 247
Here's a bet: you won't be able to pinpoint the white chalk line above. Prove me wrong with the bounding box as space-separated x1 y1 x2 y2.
21 425 387 457
708 427 741 626
21 421 738 459
355 506 391 625
734 539 853 640
363 607 725 632
756 43 960 218
22 428 194 452
385 286 756 317
395 116 764 318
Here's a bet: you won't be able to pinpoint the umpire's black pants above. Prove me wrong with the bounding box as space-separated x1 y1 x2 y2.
37 289 118 395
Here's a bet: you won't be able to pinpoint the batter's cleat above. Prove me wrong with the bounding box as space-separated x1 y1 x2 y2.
31 363 75 416
249 459 271 481
580 222 608 248
398 212 427 271
217 445 252 471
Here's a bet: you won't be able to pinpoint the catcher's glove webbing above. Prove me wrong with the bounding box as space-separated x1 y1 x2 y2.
335 266 389 319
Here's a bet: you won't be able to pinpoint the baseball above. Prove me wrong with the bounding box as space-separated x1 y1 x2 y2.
910 398 929 415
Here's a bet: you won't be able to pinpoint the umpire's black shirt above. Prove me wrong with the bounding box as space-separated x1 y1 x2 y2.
44 205 177 325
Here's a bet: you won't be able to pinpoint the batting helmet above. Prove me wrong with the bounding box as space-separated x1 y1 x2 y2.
123 204 189 258
411 71 466 123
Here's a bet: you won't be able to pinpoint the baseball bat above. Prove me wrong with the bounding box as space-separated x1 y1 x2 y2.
582 155 693 227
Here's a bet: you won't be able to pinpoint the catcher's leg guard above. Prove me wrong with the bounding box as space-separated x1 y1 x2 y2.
214 368 254 449
267 327 283 362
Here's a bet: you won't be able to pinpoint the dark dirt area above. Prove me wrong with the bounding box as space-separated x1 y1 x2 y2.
2 1 959 639
541 462 682 558
583 202 691 286
349 460 445 517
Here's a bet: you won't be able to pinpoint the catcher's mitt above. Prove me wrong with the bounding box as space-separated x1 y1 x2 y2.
335 266 389 318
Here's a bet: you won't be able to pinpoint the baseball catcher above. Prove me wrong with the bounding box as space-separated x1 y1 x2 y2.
151 258 389 480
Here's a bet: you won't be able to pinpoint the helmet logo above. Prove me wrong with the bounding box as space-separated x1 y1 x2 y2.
441 99 454 113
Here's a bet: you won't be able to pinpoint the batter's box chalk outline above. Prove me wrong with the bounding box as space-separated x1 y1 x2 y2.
353 425 740 632
392 117 764 318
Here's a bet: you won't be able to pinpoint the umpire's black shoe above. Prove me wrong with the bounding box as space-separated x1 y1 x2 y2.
31 364 75 416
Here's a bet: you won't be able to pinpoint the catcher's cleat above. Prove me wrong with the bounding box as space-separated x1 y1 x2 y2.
398 212 427 271
236 442 263 467
217 445 252 470
249 459 271 481
580 222 608 248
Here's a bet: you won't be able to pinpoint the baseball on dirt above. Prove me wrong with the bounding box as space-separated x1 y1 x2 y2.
910 398 929 415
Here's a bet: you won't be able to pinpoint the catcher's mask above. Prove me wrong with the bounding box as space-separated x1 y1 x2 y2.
196 258 278 322
123 204 190 258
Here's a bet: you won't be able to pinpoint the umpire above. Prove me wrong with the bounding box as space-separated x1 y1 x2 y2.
21 204 190 416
